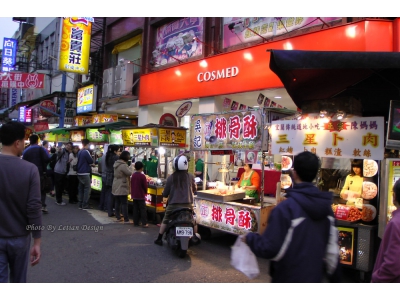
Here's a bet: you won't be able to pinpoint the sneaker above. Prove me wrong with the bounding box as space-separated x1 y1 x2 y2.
78 206 83 210
42 207 48 213
56 202 66 206
115 219 123 222
124 221 130 224
154 239 163 246
82 206 92 210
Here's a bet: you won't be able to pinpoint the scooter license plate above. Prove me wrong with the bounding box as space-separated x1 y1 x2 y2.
176 227 193 237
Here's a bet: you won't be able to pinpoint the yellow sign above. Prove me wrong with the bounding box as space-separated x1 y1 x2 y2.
92 114 118 124
70 130 85 142
122 128 158 147
159 128 186 148
74 116 92 126
77 84 96 113
58 17 92 74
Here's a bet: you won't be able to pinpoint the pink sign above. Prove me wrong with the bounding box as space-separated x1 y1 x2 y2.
0 72 45 89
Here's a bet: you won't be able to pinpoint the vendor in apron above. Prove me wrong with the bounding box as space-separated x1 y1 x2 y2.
236 163 261 200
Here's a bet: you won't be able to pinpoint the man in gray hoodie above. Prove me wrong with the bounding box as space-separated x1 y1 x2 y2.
54 142 72 205
0 122 42 282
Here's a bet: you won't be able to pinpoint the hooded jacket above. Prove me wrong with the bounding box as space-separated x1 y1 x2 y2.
112 160 133 196
246 182 338 283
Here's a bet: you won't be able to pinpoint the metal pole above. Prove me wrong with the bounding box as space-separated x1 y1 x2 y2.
59 72 66 128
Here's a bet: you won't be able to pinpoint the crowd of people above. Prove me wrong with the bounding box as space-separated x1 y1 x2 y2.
1 120 400 283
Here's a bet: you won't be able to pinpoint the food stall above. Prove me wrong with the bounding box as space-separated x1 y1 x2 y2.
264 49 400 280
190 110 276 237
269 114 384 275
121 125 188 223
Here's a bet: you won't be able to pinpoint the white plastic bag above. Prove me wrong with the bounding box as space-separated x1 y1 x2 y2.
231 235 260 279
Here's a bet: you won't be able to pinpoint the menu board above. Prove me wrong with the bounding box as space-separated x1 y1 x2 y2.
91 174 102 191
122 128 158 147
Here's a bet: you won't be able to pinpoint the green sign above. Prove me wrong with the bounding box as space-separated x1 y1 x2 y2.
91 174 102 191
110 130 123 144
86 128 108 142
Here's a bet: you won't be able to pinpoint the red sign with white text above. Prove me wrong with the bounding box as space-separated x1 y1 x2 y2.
0 72 45 89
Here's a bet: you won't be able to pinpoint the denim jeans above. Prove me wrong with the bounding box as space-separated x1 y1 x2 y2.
114 195 129 222
54 172 66 203
77 175 91 208
133 199 147 226
0 235 31 283
105 185 115 217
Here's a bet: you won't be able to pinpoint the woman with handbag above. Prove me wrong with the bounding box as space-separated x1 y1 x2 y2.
67 146 80 204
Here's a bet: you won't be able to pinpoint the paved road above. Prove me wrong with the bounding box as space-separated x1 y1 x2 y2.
27 194 272 283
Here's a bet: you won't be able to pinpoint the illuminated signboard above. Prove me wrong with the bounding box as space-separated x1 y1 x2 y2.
19 107 31 123
159 128 186 148
91 174 102 191
190 111 265 151
58 17 93 74
2 38 18 72
77 84 97 113
270 116 385 160
122 128 159 147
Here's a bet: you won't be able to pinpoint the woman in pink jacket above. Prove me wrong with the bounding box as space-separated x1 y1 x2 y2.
371 179 400 282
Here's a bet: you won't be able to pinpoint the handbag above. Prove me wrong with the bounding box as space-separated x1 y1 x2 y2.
72 164 77 171
41 173 53 193
230 235 260 279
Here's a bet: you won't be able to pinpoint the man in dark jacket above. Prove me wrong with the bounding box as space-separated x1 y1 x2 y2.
0 122 42 282
76 139 94 210
22 134 50 213
244 151 340 283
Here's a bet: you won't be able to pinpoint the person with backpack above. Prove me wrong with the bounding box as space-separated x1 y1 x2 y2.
67 145 80 204
243 151 341 283
22 135 50 213
54 142 73 206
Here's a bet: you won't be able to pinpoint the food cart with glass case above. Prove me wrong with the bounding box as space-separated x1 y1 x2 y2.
190 110 277 238
121 125 188 223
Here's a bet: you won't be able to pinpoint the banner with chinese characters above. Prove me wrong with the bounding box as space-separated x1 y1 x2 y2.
70 130 85 142
91 114 118 124
122 128 159 147
74 116 92 126
158 128 186 148
110 130 123 144
2 38 18 72
154 18 203 68
194 199 259 234
86 128 108 142
56 133 70 143
270 116 385 160
222 17 341 48
0 72 45 89
190 111 266 151
58 17 93 74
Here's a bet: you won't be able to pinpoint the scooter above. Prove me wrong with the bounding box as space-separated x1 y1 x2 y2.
165 207 201 258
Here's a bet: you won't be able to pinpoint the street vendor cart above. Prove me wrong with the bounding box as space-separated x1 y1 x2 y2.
190 110 277 237
121 124 188 223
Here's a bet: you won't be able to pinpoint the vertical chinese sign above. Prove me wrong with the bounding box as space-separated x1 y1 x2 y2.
58 17 93 74
270 116 385 160
2 38 18 72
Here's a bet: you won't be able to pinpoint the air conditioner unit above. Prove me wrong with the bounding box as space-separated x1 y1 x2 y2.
102 67 115 97
102 81 114 98
103 67 115 85
114 63 134 96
